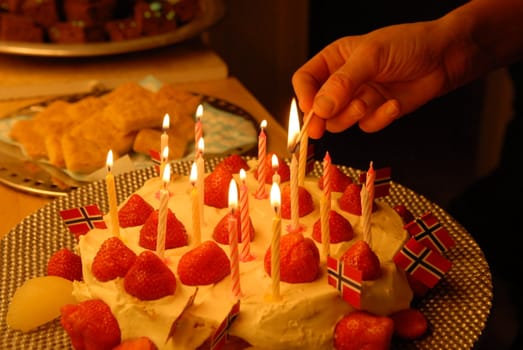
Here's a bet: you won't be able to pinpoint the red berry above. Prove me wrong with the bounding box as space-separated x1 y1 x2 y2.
318 164 353 192
118 194 154 228
47 248 82 281
340 240 382 280
91 237 137 282
215 154 250 173
390 308 429 340
204 166 233 209
264 232 320 283
124 251 176 301
339 183 377 216
212 210 255 245
393 204 415 224
61 299 121 350
280 184 314 219
334 311 393 350
139 209 188 250
312 210 354 243
177 240 231 286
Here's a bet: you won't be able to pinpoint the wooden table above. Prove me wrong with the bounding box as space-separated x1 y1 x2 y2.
0 42 287 238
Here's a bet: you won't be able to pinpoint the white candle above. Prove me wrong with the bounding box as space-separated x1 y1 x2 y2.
362 161 375 246
196 138 205 227
157 164 171 258
190 162 201 246
228 179 242 298
287 98 300 231
159 146 169 180
270 181 281 300
195 104 203 146
161 113 170 155
105 150 120 237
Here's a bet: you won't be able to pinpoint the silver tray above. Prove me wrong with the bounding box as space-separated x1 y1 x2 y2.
0 159 493 349
0 0 225 57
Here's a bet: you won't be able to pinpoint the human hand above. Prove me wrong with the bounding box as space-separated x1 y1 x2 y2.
292 20 462 139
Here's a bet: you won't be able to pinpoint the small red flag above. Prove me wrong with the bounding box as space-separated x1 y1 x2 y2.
405 212 455 253
359 166 391 197
210 300 241 350
327 255 362 308
60 204 107 237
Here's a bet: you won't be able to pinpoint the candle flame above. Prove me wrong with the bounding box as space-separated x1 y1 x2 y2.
106 149 113 172
196 104 203 121
162 163 171 184
228 178 238 211
162 146 169 161
198 137 205 153
162 113 170 131
190 162 198 185
287 98 300 153
260 119 267 129
271 153 279 170
270 182 281 214
240 168 246 182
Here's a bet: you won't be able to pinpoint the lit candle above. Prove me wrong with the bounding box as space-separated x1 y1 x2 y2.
161 113 170 155
196 138 205 227
321 152 332 258
159 146 169 181
228 179 242 298
361 161 376 246
195 104 203 146
239 169 254 262
105 150 120 237
270 181 281 300
287 98 300 231
156 164 171 258
271 153 280 185
190 162 201 246
256 120 268 199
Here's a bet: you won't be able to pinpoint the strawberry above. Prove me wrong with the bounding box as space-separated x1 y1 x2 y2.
212 210 255 245
60 299 121 350
264 232 320 283
333 311 393 350
204 165 233 209
280 184 314 219
338 183 377 215
91 237 137 282
318 164 353 192
113 337 158 350
255 152 291 184
393 204 415 224
177 240 230 285
139 209 188 250
340 240 381 280
118 194 154 228
47 248 82 281
215 154 250 173
390 308 428 340
311 210 354 243
124 250 176 300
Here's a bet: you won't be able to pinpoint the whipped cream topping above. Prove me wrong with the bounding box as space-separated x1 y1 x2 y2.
73 163 412 349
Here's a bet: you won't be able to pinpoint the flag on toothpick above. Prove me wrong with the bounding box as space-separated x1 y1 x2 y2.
60 204 107 237
210 300 241 350
405 212 455 254
326 255 362 308
393 237 452 288
359 166 391 197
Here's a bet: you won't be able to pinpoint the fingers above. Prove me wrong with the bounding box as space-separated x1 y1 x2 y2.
306 115 326 139
358 99 401 132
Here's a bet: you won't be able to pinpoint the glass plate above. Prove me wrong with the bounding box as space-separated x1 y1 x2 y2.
0 160 493 349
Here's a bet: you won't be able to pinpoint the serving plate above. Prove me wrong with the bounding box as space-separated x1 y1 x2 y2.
0 0 225 57
0 159 493 349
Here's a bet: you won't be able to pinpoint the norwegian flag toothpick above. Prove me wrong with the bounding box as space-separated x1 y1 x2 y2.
359 166 391 198
326 255 362 309
210 300 241 350
405 212 455 254
60 204 107 237
394 237 452 288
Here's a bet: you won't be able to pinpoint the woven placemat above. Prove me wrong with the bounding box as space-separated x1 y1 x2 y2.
0 158 492 349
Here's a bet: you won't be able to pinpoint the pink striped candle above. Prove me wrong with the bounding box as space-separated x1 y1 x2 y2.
270 182 281 300
228 179 242 298
190 162 201 246
321 152 332 258
256 120 268 199
195 104 203 146
361 161 375 245
239 169 254 262
105 150 120 237
156 164 171 259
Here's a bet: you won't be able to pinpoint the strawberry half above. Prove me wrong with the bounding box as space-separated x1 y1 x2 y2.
312 210 354 243
139 209 188 250
47 248 82 282
204 165 233 209
318 164 353 192
333 311 393 350
280 184 314 219
340 240 382 280
61 299 121 350
124 250 176 300
264 232 320 283
338 183 377 216
390 308 429 340
118 194 154 228
91 237 137 282
212 210 255 245
215 154 250 173
177 240 230 286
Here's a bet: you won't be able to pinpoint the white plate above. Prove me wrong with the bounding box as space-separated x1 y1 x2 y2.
0 0 224 57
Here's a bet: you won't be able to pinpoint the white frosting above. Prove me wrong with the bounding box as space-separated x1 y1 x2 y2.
73 162 412 349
